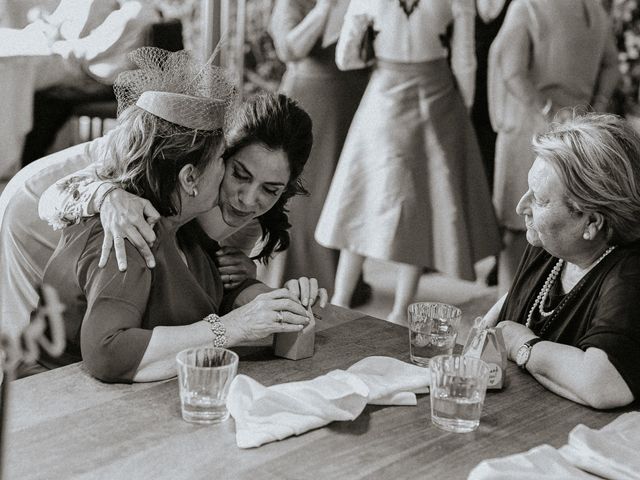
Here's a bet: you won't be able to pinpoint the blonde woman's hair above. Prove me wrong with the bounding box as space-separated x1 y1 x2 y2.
533 113 640 245
97 106 225 216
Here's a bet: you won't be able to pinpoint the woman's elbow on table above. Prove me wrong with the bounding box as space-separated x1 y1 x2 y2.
83 353 135 383
577 349 635 410
81 334 141 384
581 384 634 410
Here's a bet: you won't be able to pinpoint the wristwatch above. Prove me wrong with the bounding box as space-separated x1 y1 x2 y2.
515 337 543 371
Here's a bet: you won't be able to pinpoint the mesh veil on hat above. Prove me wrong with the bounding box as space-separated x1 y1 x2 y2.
114 47 238 136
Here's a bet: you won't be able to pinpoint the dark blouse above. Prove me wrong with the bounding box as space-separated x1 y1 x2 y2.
498 243 640 400
39 217 256 383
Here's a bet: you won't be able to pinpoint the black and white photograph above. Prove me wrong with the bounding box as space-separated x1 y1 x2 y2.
0 0 638 478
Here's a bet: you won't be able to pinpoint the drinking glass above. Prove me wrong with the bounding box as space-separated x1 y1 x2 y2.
176 347 239 425
407 302 461 367
429 354 490 433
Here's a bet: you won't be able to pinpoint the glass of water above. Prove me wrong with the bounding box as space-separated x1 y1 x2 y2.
407 302 461 367
176 347 239 425
429 355 490 433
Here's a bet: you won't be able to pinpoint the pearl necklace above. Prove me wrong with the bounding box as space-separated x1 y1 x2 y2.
525 246 617 330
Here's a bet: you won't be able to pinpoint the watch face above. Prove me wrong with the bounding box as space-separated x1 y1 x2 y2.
516 345 529 367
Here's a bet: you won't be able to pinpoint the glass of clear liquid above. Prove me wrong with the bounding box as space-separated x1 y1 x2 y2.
407 302 462 367
429 354 490 433
176 347 238 424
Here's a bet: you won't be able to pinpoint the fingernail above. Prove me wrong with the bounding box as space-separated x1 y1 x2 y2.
148 260 155 268
119 265 126 272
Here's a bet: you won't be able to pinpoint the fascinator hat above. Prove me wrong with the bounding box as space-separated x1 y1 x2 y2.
114 46 238 136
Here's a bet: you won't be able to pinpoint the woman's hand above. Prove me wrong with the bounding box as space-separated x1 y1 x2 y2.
284 277 329 308
98 188 161 271
496 320 538 361
215 247 257 290
222 288 312 343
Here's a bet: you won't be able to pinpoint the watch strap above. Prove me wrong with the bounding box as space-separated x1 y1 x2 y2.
524 337 544 349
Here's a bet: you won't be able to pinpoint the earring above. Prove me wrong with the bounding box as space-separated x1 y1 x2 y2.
583 231 590 240
190 187 199 198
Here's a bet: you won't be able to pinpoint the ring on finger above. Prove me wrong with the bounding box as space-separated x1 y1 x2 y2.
276 310 284 323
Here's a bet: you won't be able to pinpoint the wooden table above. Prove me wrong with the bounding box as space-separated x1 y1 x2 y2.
3 306 628 480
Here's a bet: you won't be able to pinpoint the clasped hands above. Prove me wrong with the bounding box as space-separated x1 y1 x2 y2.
226 280 328 342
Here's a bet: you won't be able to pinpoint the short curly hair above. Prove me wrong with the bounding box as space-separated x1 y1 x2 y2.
532 113 640 245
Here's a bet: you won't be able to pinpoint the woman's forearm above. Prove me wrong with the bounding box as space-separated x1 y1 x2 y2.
275 3 331 62
39 166 108 229
133 322 212 382
526 343 634 409
133 318 247 382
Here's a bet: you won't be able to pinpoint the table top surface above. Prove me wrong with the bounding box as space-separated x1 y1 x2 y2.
3 305 629 480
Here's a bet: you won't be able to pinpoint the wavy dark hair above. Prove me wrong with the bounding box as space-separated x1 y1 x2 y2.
223 93 313 261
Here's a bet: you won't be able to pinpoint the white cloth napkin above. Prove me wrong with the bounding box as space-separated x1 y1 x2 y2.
469 445 599 480
346 355 430 405
468 412 640 480
227 356 430 448
559 412 640 480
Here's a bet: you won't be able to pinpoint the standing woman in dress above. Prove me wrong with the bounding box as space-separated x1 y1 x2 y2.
471 0 512 192
262 0 370 298
316 0 501 323
488 0 619 295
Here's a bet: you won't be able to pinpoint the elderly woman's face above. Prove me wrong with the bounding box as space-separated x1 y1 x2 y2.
218 143 290 227
516 157 586 257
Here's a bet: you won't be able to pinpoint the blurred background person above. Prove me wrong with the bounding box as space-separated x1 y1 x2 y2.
471 0 512 194
471 0 513 287
0 0 159 180
316 0 501 324
488 0 620 295
19 0 162 166
262 0 371 305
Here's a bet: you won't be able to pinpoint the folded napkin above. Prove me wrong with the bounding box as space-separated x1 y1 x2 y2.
559 412 640 480
469 412 640 480
468 445 599 480
226 356 430 448
346 355 430 405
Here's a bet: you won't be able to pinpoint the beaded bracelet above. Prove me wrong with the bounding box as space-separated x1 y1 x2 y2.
204 313 227 347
